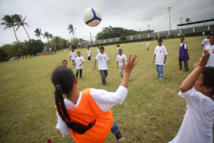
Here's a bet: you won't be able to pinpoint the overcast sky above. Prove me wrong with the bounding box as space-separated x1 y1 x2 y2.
0 0 214 46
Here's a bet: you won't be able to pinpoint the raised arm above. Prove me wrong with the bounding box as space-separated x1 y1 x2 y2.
153 54 156 63
180 49 210 92
117 61 119 68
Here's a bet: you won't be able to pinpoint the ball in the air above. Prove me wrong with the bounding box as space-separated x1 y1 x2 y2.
83 8 102 27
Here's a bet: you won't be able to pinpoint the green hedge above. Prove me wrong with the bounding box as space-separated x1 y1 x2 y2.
92 37 153 47
160 36 167 39
185 30 213 37
169 35 175 39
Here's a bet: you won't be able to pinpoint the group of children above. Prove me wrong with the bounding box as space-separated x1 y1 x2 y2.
53 33 214 143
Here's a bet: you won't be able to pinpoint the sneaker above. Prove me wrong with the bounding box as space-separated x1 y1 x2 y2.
103 84 106 86
179 67 182 70
185 69 190 71
115 131 124 142
80 77 83 78
129 76 131 81
159 78 164 80
120 78 123 82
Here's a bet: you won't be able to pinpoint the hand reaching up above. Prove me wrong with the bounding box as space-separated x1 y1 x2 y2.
194 49 210 69
122 53 138 74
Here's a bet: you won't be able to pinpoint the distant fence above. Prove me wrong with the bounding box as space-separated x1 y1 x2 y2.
81 24 214 48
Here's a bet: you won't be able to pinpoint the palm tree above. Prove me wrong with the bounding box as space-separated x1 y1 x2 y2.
54 36 60 50
43 31 50 48
13 14 30 40
49 33 54 49
68 24 76 39
1 15 23 56
34 28 42 41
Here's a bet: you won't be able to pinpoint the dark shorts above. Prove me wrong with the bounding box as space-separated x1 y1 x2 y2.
88 56 91 61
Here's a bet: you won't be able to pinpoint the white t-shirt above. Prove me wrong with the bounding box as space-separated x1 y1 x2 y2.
201 38 210 48
154 45 168 65
56 86 128 137
116 54 127 67
97 48 100 54
169 88 214 143
180 43 187 49
95 53 109 70
70 52 76 60
205 45 214 67
117 47 121 54
146 42 150 47
75 56 85 69
86 50 91 57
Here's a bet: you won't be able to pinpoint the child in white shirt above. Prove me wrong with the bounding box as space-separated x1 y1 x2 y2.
204 34 214 67
116 49 131 81
86 47 92 62
201 33 210 50
169 49 214 143
116 44 121 55
146 41 150 51
72 51 85 78
97 46 100 54
153 39 168 80
70 49 76 66
93 47 113 86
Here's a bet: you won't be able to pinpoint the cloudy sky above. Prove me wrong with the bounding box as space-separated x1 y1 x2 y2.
0 0 214 46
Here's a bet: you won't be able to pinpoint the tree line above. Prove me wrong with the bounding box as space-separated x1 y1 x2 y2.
96 26 154 40
0 14 84 61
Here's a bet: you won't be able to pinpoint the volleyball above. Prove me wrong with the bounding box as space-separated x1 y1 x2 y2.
83 8 102 27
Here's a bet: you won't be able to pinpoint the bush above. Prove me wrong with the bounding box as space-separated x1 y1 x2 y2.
92 37 153 47
185 30 214 37
160 36 167 39
169 35 175 39
120 34 126 41
71 45 77 49
155 37 158 40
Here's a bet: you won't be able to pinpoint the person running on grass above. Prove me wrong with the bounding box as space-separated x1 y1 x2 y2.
52 53 138 142
86 47 92 62
93 47 113 86
146 41 150 51
70 49 77 67
72 51 85 78
204 33 214 67
117 48 131 81
201 33 210 50
169 49 214 143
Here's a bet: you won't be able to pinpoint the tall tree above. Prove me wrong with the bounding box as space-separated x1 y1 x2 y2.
1 15 23 56
68 24 76 39
54 36 60 50
43 31 50 48
34 28 42 41
49 33 54 49
13 14 30 40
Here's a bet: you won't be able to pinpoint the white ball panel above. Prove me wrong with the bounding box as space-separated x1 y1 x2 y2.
87 19 101 27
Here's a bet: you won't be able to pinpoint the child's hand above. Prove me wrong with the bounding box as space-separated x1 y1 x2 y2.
153 60 154 63
111 65 113 68
164 60 166 64
117 66 118 69
123 53 138 73
93 67 95 70
197 49 210 68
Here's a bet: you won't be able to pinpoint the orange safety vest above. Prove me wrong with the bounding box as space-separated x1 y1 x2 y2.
55 88 113 143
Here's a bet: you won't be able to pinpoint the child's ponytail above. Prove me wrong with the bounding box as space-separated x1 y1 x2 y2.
52 66 96 134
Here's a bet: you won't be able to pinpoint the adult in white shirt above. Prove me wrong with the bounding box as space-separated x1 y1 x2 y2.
72 51 85 78
116 48 131 81
52 53 138 142
97 46 100 54
116 44 121 55
86 47 92 62
204 34 214 67
153 39 168 80
169 49 214 143
93 47 113 86
70 49 77 66
201 33 210 50
146 41 150 51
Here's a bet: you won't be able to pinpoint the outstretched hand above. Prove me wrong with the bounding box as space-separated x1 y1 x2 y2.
194 49 210 69
122 53 138 73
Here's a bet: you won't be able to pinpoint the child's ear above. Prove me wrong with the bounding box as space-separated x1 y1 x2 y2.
74 77 78 85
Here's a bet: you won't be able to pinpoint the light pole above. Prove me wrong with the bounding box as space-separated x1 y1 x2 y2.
89 32 92 47
148 25 150 37
167 7 172 35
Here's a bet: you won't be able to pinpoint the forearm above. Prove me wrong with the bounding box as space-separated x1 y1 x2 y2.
202 44 203 49
107 61 112 66
93 60 97 67
117 61 118 67
164 55 167 61
185 50 187 55
180 66 205 92
120 71 131 88
153 55 156 61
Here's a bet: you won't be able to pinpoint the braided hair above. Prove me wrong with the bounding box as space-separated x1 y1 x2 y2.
51 66 96 134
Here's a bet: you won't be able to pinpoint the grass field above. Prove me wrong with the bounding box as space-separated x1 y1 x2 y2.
0 36 207 143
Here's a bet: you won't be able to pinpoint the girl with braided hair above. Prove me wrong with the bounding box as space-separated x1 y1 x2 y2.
51 53 138 142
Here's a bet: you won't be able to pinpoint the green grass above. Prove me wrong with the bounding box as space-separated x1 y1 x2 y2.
0 36 206 143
